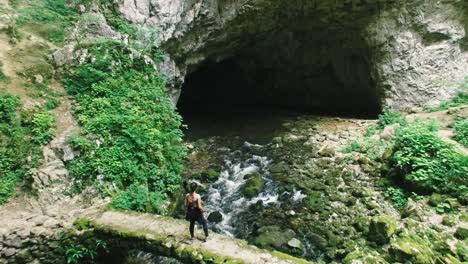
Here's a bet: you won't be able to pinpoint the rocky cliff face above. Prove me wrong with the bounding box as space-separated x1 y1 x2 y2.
117 0 467 112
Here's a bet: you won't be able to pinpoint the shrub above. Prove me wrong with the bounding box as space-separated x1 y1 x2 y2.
64 41 186 213
0 94 20 123
389 121 468 198
31 111 55 144
453 118 468 147
0 93 45 204
384 187 407 209
377 109 407 129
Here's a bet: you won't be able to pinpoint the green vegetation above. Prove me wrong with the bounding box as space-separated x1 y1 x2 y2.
388 121 468 200
30 111 55 144
14 0 79 45
377 109 407 129
66 239 107 264
0 93 53 204
343 138 387 160
64 41 186 213
101 8 137 37
453 118 468 147
384 187 407 209
243 172 265 198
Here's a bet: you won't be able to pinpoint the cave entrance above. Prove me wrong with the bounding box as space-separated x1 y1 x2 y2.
177 29 382 139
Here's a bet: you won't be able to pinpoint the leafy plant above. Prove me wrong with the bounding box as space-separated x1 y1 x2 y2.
388 120 468 198
384 187 408 209
31 111 55 144
453 118 468 147
66 239 107 264
377 109 407 129
64 41 186 213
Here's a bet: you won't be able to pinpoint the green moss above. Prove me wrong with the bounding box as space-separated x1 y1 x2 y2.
201 167 220 182
272 251 313 264
441 215 457 227
368 216 397 244
243 172 265 198
389 230 451 264
456 240 468 261
304 191 326 212
254 225 295 251
455 227 468 240
343 249 388 264
460 213 468 222
73 218 93 231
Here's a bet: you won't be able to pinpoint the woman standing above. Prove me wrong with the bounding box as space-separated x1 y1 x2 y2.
185 182 209 242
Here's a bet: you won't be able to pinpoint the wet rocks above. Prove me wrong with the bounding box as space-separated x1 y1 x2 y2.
389 232 437 263
368 216 397 244
207 211 223 223
243 172 265 198
254 225 296 252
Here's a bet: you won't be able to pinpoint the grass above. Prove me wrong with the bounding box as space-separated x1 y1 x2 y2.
14 0 79 46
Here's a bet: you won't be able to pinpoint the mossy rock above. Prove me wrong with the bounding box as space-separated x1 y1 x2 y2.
428 193 449 207
455 227 468 240
460 213 468 222
343 249 389 264
254 225 295 252
442 215 457 227
390 232 437 264
201 167 221 182
456 240 468 261
368 216 397 244
304 191 326 213
243 172 265 198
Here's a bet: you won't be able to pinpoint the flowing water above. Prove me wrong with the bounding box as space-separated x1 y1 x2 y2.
203 142 279 237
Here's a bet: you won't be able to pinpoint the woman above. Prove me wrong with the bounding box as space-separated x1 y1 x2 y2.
184 182 209 242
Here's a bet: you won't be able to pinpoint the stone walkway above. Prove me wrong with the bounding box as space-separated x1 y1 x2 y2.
83 210 312 264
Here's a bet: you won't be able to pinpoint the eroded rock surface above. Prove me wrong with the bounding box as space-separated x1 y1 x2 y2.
117 0 467 110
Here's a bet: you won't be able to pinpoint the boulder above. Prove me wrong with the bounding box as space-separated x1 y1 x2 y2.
455 227 468 240
207 211 223 223
317 144 335 157
368 216 397 244
243 172 265 198
287 238 302 249
201 167 220 182
389 232 436 264
254 226 295 252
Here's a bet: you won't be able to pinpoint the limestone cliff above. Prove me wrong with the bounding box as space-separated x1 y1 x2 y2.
117 0 467 111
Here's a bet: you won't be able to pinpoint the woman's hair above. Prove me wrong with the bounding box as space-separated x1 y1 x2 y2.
190 182 198 192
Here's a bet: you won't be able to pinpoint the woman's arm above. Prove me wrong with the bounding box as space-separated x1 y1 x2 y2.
184 194 188 208
197 197 205 213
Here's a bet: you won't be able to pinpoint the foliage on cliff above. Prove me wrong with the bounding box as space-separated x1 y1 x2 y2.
0 94 55 204
64 41 186 213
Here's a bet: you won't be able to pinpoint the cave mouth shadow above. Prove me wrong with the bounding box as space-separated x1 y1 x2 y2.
177 51 381 139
